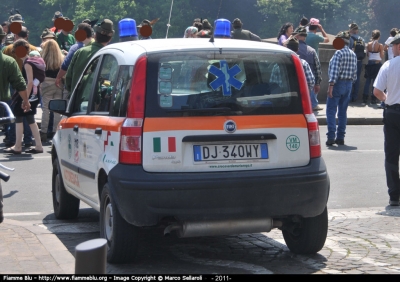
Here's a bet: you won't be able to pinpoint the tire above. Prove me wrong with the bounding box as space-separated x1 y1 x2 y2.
52 158 80 219
100 183 139 263
282 207 328 254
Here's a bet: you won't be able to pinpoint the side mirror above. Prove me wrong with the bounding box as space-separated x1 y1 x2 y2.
49 99 69 116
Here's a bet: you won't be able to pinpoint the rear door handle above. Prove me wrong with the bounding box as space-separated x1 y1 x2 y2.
95 128 102 135
73 125 79 133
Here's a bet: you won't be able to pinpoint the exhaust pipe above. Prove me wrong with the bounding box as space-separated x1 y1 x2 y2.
164 218 275 238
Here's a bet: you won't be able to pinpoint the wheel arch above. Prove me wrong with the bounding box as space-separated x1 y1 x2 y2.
98 168 108 203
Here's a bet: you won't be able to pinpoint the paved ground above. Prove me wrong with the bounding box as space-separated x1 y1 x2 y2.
2 207 400 274
0 100 390 274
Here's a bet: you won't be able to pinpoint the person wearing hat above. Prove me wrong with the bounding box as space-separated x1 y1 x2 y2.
10 14 25 24
3 27 37 147
50 11 63 33
306 18 329 55
3 26 38 72
137 19 153 40
286 37 315 94
39 28 56 51
0 25 29 224
0 22 10 48
1 34 14 51
373 33 400 206
56 17 76 54
65 19 114 93
293 25 323 111
231 18 261 41
325 31 357 146
271 36 315 98
348 22 366 103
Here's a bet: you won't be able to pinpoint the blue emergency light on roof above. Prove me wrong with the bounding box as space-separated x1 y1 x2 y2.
119 18 138 38
214 19 231 38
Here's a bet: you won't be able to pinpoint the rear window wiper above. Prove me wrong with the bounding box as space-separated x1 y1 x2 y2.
166 107 233 113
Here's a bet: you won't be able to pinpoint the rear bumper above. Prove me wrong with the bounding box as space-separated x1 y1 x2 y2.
108 158 330 226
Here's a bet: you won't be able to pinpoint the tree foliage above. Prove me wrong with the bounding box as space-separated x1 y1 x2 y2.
0 0 396 47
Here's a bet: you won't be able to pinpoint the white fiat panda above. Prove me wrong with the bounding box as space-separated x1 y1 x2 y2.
49 36 330 263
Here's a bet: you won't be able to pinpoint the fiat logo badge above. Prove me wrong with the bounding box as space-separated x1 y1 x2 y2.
224 120 236 133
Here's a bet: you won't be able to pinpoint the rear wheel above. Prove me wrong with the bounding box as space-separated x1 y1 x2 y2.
52 158 80 219
282 207 328 254
100 183 139 263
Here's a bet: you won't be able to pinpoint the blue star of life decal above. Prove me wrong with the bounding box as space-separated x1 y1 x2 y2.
208 60 244 96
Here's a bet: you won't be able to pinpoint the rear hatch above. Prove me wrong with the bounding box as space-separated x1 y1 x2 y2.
142 50 310 172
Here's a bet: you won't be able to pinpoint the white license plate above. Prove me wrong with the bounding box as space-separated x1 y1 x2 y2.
193 144 268 162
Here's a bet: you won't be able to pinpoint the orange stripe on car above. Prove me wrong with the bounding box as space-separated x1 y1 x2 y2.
143 115 307 132
61 117 125 132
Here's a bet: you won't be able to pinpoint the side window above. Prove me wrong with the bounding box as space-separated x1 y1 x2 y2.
72 57 100 113
90 55 119 113
111 66 132 117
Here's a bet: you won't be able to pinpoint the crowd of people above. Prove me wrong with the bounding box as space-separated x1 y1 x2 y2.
0 11 400 221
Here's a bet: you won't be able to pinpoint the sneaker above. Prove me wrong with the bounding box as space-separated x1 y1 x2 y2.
28 95 38 102
335 139 344 145
389 200 400 206
313 105 324 111
326 139 335 146
361 99 367 106
0 210 3 223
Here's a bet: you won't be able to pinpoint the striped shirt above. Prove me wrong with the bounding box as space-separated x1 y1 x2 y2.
328 45 358 84
269 57 314 89
301 58 315 88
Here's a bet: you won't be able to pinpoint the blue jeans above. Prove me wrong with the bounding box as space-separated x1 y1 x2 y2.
351 60 363 100
309 87 318 109
326 79 353 140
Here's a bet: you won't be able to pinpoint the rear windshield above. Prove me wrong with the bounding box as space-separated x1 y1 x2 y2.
145 51 302 117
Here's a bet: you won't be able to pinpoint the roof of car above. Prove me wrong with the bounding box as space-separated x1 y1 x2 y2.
97 38 293 65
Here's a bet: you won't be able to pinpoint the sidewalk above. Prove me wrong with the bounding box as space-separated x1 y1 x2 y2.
34 100 385 129
314 101 384 126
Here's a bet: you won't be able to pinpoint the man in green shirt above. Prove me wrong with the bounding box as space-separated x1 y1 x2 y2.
0 26 30 223
65 19 114 93
305 18 329 55
56 18 76 54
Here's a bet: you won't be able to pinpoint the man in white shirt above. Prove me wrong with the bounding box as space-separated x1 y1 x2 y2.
373 33 400 206
384 28 398 60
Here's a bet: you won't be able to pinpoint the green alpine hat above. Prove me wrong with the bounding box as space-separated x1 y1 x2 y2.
94 19 114 36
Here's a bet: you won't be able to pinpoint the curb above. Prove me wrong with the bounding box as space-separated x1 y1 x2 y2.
317 117 384 126
1 218 75 274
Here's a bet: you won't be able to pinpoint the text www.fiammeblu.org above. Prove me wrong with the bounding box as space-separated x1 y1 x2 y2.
209 164 252 169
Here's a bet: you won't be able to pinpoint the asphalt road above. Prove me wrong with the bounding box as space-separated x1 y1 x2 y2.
1 125 387 221
1 125 396 274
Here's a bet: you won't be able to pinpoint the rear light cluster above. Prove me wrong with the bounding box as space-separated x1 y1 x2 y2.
120 56 147 165
291 54 321 158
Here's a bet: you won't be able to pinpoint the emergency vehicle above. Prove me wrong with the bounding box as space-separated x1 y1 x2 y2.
49 31 330 263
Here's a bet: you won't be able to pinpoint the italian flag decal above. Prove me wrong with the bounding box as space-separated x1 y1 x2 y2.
153 137 176 153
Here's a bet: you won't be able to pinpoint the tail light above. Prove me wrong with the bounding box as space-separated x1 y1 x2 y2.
292 54 321 158
120 56 147 164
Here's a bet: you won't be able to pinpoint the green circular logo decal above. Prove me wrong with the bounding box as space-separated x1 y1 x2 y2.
286 135 300 151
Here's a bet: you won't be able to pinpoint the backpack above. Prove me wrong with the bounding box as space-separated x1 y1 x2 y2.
352 35 366 60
